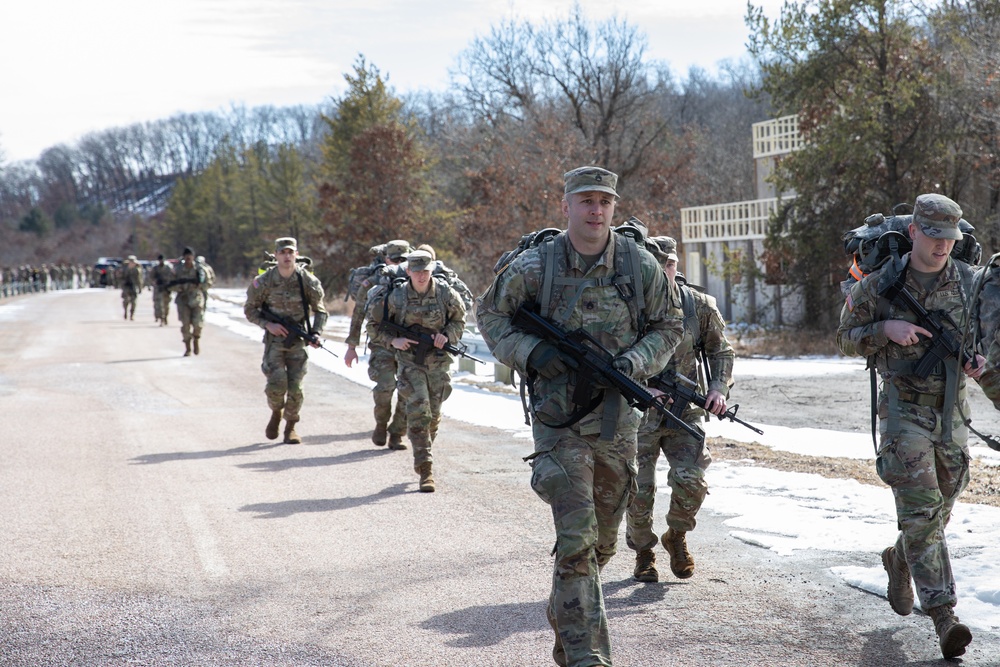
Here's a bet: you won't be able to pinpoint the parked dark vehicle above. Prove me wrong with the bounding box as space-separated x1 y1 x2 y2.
91 258 122 287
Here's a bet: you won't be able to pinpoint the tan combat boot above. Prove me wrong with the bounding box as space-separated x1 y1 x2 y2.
283 419 301 444
417 462 435 492
633 549 659 583
880 545 914 616
387 432 406 450
927 604 972 659
265 409 282 440
193 337 200 355
662 528 694 579
371 423 388 447
183 340 192 357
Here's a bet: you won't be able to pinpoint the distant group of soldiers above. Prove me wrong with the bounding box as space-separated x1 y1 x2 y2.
0 263 90 297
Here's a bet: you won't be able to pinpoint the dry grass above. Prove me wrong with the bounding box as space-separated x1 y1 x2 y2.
729 327 842 358
710 438 1000 508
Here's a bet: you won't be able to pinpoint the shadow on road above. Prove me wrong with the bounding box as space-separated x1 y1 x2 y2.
130 442 284 464
420 600 547 647
300 431 372 445
235 447 393 472
238 482 411 518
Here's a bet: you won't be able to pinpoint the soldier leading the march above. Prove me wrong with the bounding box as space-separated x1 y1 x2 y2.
837 193 984 660
169 247 208 356
625 234 734 584
366 248 466 492
244 237 328 445
120 255 144 320
476 166 683 667
345 239 412 450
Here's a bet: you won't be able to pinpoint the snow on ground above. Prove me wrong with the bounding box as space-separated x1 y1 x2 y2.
207 289 1000 631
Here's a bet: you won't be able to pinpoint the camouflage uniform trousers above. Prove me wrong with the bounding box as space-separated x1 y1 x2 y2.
396 360 452 471
367 344 407 438
876 411 970 610
529 429 637 667
153 288 171 322
625 422 710 552
261 338 309 421
176 301 205 343
122 287 139 315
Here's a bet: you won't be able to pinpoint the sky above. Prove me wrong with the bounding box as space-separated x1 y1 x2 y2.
200 289 1000 633
0 0 785 164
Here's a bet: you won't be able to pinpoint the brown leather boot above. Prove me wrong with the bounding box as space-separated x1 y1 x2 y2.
662 528 694 579
371 423 388 447
928 604 972 659
283 419 301 444
183 340 191 356
387 432 406 450
633 549 659 582
265 409 282 440
881 546 914 616
193 337 200 355
417 462 435 492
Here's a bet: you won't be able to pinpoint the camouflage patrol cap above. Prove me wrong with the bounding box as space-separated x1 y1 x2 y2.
646 236 679 263
384 240 412 261
275 237 297 252
563 166 619 198
405 249 433 271
126 255 138 263
913 194 963 241
182 246 194 256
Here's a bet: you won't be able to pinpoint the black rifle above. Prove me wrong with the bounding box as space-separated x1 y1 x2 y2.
510 304 704 441
880 273 1000 450
880 277 976 377
649 370 764 435
260 304 338 357
165 277 197 289
379 319 485 365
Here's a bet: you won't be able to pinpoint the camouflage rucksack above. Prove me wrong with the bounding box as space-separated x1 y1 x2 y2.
841 204 981 294
345 258 386 302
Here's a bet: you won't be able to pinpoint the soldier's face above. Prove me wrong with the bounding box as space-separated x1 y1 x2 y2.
276 247 297 270
664 259 678 285
908 223 955 272
563 191 616 246
183 254 194 266
408 268 432 293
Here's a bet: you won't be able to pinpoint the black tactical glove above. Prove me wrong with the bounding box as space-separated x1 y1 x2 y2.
611 356 633 379
528 342 576 379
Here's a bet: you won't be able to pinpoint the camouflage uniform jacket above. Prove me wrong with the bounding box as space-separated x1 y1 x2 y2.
476 231 683 445
121 264 144 295
244 265 328 346
838 255 974 430
366 277 466 369
976 253 1000 408
346 266 393 348
171 262 207 307
645 282 734 427
150 263 174 291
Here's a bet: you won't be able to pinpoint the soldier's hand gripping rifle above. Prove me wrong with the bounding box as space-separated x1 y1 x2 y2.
260 304 338 357
378 320 485 365
510 304 704 442
649 370 764 435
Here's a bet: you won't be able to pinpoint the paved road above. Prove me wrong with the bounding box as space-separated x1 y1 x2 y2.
2 289 998 666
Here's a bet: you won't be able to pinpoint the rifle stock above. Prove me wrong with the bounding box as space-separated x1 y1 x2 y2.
510 305 704 441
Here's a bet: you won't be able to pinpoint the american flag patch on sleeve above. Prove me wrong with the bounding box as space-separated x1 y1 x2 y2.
845 292 854 311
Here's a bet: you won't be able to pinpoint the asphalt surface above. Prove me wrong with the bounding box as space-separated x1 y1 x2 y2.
2 288 998 667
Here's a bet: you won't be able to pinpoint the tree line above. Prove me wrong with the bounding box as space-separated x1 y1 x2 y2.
2 1 997 328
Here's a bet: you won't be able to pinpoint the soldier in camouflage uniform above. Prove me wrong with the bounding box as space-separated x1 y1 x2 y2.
366 249 466 492
626 236 734 583
345 239 412 449
120 255 144 320
170 247 208 356
476 166 682 667
838 194 984 660
975 253 1000 409
245 237 328 444
150 254 175 325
